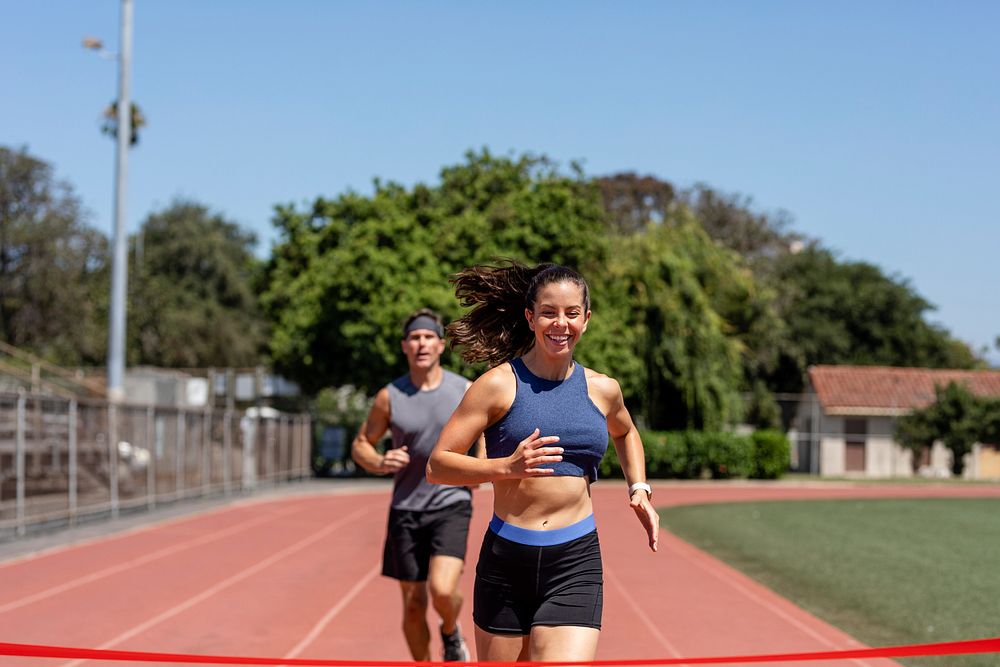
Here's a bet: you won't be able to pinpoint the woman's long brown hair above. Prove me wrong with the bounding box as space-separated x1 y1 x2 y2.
447 259 590 367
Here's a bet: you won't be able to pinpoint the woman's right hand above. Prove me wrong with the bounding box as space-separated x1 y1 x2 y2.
506 428 563 478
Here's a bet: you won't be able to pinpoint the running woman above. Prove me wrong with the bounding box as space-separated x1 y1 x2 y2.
427 262 658 663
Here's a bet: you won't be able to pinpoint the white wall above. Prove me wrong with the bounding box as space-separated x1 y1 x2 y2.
862 417 912 477
793 393 991 479
818 415 930 478
820 435 845 476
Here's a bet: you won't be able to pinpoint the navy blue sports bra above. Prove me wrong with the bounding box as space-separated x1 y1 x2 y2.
484 357 608 481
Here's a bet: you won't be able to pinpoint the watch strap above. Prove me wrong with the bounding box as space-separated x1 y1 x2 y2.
629 481 652 500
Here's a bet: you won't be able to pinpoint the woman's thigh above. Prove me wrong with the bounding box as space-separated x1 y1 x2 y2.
475 626 529 662
530 625 600 661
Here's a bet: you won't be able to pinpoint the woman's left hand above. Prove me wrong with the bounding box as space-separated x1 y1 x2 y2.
629 490 659 552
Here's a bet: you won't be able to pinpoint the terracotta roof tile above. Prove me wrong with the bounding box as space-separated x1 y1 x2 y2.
808 365 1000 412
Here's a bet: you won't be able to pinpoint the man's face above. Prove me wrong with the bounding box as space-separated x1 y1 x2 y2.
401 329 445 371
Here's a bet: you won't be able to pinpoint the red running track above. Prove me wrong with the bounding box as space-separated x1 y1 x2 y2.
1 481 999 667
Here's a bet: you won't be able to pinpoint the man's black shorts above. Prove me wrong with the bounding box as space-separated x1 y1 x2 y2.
473 526 603 634
382 501 472 582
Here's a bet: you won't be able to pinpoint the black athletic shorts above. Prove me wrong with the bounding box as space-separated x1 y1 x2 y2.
382 500 472 582
473 515 603 634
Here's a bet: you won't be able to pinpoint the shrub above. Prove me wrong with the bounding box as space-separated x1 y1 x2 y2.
680 431 709 478
750 429 790 479
642 429 688 478
705 431 753 479
598 438 621 479
599 429 754 479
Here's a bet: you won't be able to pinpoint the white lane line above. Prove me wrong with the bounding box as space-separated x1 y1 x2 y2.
604 564 687 663
0 505 302 615
282 565 381 661
0 498 284 571
669 536 886 667
0 487 386 571
60 505 371 667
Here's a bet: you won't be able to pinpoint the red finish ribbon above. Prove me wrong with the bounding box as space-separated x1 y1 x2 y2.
1 637 999 666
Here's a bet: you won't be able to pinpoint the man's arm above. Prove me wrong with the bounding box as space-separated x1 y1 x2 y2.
351 388 404 474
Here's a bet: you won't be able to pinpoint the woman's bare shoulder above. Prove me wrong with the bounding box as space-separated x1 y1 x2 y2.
584 367 623 402
477 362 515 387
463 362 517 425
468 362 516 402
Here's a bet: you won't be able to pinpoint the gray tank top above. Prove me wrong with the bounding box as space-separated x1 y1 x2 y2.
387 369 472 511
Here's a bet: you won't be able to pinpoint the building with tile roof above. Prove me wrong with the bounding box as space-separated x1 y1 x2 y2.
791 365 1000 479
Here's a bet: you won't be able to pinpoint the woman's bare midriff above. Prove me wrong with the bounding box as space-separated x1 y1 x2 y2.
491 476 593 530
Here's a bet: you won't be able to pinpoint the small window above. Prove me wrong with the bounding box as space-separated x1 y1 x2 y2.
844 418 867 437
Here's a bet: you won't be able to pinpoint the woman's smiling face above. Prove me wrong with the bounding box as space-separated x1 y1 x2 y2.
525 280 591 357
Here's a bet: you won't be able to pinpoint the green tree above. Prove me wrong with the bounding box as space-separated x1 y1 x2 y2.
596 172 676 234
744 380 782 430
601 217 745 430
262 150 610 395
128 200 266 367
595 173 802 260
264 152 770 429
594 173 981 398
983 397 1000 445
595 174 797 407
768 247 980 392
896 382 1000 476
681 183 801 261
595 173 788 424
0 146 108 365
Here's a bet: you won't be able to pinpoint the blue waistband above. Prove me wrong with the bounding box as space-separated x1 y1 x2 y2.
488 514 596 546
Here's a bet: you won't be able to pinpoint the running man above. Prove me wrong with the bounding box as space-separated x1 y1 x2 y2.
351 308 482 661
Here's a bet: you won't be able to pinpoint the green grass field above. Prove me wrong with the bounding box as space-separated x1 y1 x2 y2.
660 498 1000 667
780 473 999 486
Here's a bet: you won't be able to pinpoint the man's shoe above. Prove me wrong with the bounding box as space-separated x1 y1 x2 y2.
441 623 470 662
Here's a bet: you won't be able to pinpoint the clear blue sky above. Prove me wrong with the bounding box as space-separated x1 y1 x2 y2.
3 1 998 364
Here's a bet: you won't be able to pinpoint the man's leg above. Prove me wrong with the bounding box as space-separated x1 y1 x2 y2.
427 554 464 634
399 580 431 661
427 501 472 660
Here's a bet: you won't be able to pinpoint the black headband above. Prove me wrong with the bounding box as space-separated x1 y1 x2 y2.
404 315 444 338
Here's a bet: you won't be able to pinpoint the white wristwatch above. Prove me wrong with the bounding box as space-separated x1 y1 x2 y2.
629 482 652 500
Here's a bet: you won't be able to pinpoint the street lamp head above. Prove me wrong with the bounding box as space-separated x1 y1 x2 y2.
82 36 116 61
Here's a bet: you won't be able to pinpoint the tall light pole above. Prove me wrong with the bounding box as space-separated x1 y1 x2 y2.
107 0 133 402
